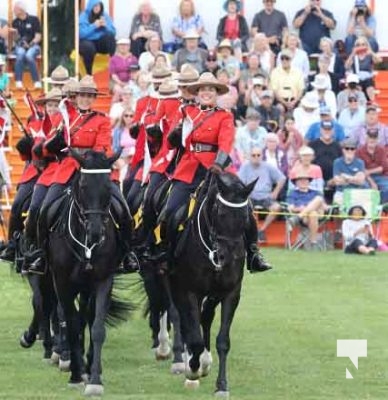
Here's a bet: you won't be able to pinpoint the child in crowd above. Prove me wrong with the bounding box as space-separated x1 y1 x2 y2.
342 205 378 255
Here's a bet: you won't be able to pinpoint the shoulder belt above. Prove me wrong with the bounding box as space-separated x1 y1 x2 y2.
70 111 99 136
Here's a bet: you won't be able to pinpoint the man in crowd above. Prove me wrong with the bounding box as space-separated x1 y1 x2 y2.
256 90 281 131
337 73 367 114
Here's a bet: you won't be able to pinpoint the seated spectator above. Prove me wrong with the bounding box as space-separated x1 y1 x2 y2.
217 39 240 85
278 115 304 168
172 29 208 73
216 69 238 113
293 92 320 138
356 130 388 202
129 0 163 58
276 32 310 81
250 0 288 55
293 0 336 55
319 37 345 94
308 74 337 118
203 50 221 76
109 85 135 126
109 38 138 103
289 145 324 193
305 106 345 143
338 94 366 138
342 205 377 255
263 132 288 175
286 173 327 250
0 56 10 97
131 70 151 102
256 90 281 132
244 75 266 111
238 146 286 242
79 0 116 76
337 73 367 114
0 17 9 55
235 108 267 162
250 33 275 75
12 1 42 89
345 36 381 101
345 0 379 56
0 144 11 192
351 104 388 147
171 0 206 51
332 138 367 204
138 34 170 72
270 48 305 115
216 0 249 61
309 54 334 92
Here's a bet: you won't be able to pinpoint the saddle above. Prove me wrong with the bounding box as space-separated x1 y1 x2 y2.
45 189 72 235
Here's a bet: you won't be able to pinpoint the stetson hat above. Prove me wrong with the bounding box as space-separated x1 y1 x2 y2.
158 78 180 99
187 72 229 95
62 78 80 96
35 88 63 104
76 75 99 95
44 65 70 85
177 63 200 86
150 66 172 83
217 38 233 51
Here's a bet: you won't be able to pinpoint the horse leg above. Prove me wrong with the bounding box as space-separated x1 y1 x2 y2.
155 312 171 360
84 277 113 397
57 303 71 372
214 285 241 397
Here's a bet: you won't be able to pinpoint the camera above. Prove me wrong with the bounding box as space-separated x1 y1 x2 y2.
356 7 365 17
311 6 317 12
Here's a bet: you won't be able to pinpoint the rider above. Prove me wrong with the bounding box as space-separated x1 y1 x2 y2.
152 72 272 273
26 75 137 274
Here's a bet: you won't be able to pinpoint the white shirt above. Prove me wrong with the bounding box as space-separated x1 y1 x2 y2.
293 107 320 138
309 89 337 119
276 48 310 80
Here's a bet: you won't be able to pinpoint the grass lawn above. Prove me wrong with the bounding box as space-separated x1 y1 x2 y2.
0 249 387 400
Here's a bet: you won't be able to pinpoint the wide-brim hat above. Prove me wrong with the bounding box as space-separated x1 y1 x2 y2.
183 29 200 40
300 93 319 109
150 66 172 83
291 174 313 184
217 38 233 51
311 74 329 90
62 78 80 95
348 205 367 217
223 0 242 12
35 87 63 104
346 73 360 84
187 72 229 95
177 63 200 86
158 78 180 99
44 65 70 85
76 75 101 95
116 37 130 45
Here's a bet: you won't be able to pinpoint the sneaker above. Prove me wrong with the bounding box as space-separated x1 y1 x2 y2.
257 230 267 243
15 81 23 89
34 81 42 89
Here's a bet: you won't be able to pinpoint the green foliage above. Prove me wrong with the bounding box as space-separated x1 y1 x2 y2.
0 249 387 399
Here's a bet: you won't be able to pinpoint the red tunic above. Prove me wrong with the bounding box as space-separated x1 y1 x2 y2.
172 107 235 184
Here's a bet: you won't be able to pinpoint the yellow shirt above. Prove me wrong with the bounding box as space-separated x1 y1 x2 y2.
269 67 305 100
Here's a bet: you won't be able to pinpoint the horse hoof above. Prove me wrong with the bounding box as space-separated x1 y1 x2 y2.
50 351 60 365
214 390 230 398
84 384 104 397
59 359 71 372
19 331 36 349
199 350 213 377
184 379 200 389
185 369 200 381
155 347 171 361
170 362 185 375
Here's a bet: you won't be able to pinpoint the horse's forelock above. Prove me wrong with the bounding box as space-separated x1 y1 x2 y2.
81 150 112 170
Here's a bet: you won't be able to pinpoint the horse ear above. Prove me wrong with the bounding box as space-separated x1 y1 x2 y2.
69 147 85 167
243 177 259 198
107 149 122 165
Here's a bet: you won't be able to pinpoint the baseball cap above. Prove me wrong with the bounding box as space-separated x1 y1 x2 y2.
319 105 331 115
321 120 334 130
366 128 379 138
341 138 357 149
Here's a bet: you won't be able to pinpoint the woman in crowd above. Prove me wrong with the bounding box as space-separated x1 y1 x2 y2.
129 0 163 58
263 132 288 176
217 39 241 85
79 0 116 75
109 85 135 126
277 115 304 169
131 71 151 102
250 33 275 76
319 37 345 93
138 34 170 72
293 92 320 138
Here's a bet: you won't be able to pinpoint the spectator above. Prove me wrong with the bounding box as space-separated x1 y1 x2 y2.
338 94 366 138
356 130 388 201
293 92 320 138
345 0 379 55
171 0 206 51
332 138 367 204
319 37 345 93
337 73 367 113
342 205 377 255
0 56 10 97
270 48 305 115
217 39 240 85
0 17 10 55
109 38 138 103
308 74 337 118
244 75 266 111
286 173 327 250
293 0 336 55
203 50 221 76
250 0 288 55
12 1 42 89
0 145 11 192
278 115 304 168
78 0 116 76
216 69 238 112
351 104 388 147
129 0 163 58
276 32 310 81
235 108 268 162
138 34 170 72
305 106 345 143
288 145 324 193
131 70 151 102
238 146 286 243
109 85 136 126
172 29 208 73
256 90 281 132
344 36 381 101
309 54 333 92
216 0 249 61
263 132 288 176
250 33 275 75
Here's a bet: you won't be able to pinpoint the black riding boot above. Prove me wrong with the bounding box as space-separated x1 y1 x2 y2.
23 243 46 275
0 240 16 263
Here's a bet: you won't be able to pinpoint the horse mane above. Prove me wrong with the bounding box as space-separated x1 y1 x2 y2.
80 150 113 170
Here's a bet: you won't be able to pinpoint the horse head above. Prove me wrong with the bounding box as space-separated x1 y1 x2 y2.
70 148 120 245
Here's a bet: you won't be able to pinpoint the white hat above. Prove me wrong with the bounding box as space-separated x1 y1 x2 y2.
252 76 265 86
300 92 319 109
346 73 360 84
298 146 315 156
183 29 200 40
311 74 329 90
117 38 130 45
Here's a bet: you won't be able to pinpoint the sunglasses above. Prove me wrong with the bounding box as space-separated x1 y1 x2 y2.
124 114 133 117
251 153 262 157
78 93 96 98
207 58 217 62
344 147 356 151
348 98 358 103
280 56 291 61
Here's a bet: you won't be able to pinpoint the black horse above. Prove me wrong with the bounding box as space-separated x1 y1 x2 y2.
45 150 134 396
169 172 257 396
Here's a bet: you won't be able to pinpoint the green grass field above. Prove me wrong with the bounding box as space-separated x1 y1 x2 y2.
0 249 387 400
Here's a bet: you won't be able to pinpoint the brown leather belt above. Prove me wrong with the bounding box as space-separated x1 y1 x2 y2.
190 142 218 153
